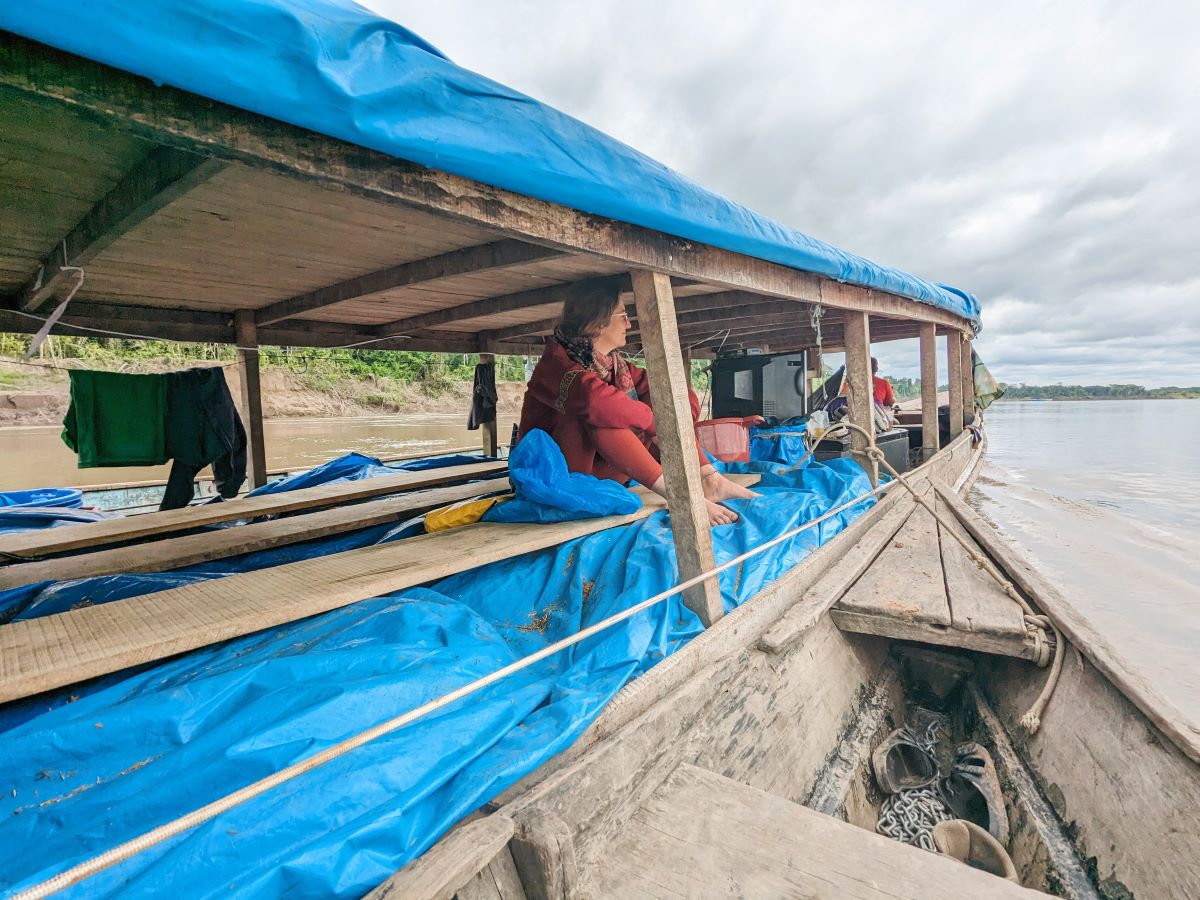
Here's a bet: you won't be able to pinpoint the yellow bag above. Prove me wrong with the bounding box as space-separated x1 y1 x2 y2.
423 494 511 532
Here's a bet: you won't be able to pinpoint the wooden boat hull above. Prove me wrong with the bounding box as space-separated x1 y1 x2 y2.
373 431 1200 899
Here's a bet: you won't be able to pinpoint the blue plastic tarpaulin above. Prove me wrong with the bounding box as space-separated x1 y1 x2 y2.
0 449 876 898
0 0 979 328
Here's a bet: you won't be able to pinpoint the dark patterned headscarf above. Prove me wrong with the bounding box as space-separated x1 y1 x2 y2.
553 326 636 394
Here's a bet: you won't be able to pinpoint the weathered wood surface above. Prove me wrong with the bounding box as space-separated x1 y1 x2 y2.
919 321 939 459
830 607 1040 661
938 496 1026 637
364 814 516 900
835 485 952 627
509 810 579 900
934 480 1200 764
477 353 499 458
452 849 527 900
982 647 1200 899
0 477 755 703
947 331 965 439
255 238 562 326
842 310 877 483
0 33 971 341
970 686 1102 900
631 269 722 626
0 479 511 589
503 617 889 879
234 309 268 488
19 146 224 312
594 764 1041 898
494 430 977 810
0 460 507 560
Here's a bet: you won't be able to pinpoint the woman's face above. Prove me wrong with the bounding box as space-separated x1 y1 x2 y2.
592 302 631 353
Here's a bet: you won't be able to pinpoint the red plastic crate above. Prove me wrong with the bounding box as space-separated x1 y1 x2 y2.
695 417 761 463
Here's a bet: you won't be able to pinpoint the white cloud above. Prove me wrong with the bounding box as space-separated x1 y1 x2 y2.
366 0 1200 387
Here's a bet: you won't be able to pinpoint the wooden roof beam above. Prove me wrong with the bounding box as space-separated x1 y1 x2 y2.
375 275 626 340
475 280 729 344
18 145 225 313
254 239 564 327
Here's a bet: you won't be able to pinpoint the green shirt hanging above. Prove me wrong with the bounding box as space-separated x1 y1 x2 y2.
62 370 169 467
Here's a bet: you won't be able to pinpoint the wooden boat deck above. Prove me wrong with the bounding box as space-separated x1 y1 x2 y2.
594 763 1039 898
831 484 1039 661
0 475 756 704
0 459 508 560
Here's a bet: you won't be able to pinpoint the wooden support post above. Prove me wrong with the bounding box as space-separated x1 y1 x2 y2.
961 336 975 422
630 269 723 627
478 352 499 457
234 310 268 488
919 322 939 461
843 312 877 484
947 331 965 440
809 345 823 393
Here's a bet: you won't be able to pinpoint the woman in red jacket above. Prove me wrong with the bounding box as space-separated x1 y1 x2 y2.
519 287 758 525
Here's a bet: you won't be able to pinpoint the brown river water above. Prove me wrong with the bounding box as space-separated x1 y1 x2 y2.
1 400 1196 720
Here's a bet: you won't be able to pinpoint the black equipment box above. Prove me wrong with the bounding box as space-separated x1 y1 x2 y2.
711 351 808 420
814 427 910 474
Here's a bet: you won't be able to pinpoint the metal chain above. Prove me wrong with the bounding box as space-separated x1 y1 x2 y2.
876 786 953 851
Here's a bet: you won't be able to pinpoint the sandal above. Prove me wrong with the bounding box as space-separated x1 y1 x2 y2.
932 819 1020 882
938 742 1009 845
871 727 939 795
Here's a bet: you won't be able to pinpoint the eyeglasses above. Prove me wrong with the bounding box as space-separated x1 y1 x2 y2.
611 312 631 323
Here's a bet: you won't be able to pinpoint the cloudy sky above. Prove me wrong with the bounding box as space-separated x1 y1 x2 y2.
369 1 1198 387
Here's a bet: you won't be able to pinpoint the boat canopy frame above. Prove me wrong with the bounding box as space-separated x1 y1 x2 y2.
0 31 977 627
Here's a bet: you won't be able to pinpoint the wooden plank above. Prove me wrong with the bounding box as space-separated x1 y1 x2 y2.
843 310 877 483
963 335 976 417
758 485 921 655
255 239 563 326
478 353 499 457
375 277 622 340
495 433 978 813
19 146 225 312
919 321 939 460
835 483 952 627
234 309 268 488
453 849 528 900
933 481 1200 764
829 607 1040 661
364 814 516 900
595 764 1040 899
0 35 971 334
630 269 722 627
0 460 508 560
947 332 965 439
938 496 1026 637
0 479 511 589
0 476 755 704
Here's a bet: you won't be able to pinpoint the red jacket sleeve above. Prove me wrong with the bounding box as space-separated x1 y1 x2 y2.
632 364 701 422
524 361 656 433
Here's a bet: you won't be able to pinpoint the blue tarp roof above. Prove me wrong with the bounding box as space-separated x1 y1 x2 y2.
0 0 982 329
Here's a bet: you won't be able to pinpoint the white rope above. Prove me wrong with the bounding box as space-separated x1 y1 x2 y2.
11 472 896 899
22 243 87 360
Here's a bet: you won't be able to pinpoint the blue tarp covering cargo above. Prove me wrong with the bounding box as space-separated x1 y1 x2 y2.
0 448 876 898
0 0 979 328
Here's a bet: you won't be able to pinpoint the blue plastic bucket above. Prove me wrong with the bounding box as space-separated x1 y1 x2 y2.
0 487 85 509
